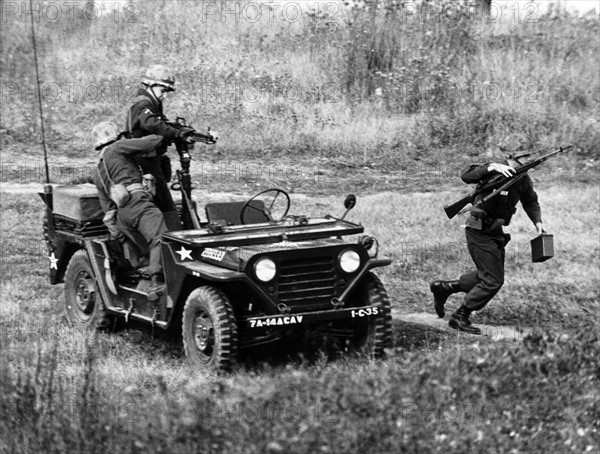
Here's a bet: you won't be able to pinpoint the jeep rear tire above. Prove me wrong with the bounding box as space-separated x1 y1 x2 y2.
349 272 393 358
182 286 238 371
64 249 111 330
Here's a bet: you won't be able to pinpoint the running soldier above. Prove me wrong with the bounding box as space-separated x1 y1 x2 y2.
430 157 544 334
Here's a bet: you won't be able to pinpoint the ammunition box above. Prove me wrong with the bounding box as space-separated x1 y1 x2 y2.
52 184 103 222
531 233 554 262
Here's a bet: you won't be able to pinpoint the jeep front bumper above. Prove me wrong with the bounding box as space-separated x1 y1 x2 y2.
243 305 380 329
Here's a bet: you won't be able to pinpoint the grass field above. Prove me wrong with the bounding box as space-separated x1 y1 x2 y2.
1 0 599 452
1 182 598 453
1 1 599 166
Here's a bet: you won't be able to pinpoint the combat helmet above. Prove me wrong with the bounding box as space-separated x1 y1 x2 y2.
92 121 120 150
142 65 176 92
484 149 520 167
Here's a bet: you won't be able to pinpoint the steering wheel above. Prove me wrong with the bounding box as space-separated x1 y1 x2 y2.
240 188 291 224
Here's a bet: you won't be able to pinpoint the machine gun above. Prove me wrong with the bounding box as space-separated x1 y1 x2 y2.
168 117 218 145
167 117 218 229
444 145 572 219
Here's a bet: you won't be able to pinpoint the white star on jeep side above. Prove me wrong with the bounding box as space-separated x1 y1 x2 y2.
176 246 193 261
49 252 58 269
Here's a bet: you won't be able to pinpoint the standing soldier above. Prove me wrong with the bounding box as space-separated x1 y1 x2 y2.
126 64 188 231
430 157 544 334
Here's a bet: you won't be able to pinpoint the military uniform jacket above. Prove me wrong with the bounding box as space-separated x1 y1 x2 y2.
127 87 181 141
96 135 164 196
462 164 542 229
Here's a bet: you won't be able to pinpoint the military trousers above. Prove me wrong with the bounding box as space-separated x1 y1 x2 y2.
458 227 508 312
118 192 168 277
137 155 182 232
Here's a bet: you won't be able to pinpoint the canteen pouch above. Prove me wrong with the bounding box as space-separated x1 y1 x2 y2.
110 183 130 208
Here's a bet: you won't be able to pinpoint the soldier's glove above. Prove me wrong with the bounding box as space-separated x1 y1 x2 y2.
142 174 157 197
207 129 219 143
487 163 515 178
178 127 196 138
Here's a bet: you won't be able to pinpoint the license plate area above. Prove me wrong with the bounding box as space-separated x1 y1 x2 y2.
244 305 380 328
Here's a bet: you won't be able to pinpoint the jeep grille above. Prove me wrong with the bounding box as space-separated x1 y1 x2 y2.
278 255 337 312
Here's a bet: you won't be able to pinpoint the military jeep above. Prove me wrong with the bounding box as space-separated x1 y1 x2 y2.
40 136 393 371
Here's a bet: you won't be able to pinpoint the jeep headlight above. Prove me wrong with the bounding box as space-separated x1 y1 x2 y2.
254 257 277 282
339 249 361 273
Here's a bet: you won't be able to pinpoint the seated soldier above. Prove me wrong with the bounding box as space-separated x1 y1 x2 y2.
92 121 168 296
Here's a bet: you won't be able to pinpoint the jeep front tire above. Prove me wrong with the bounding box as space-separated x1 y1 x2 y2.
349 272 393 358
182 286 238 371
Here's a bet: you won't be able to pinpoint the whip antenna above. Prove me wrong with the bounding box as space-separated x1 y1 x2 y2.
29 0 50 184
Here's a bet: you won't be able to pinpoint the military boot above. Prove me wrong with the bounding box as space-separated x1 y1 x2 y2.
449 305 481 335
429 280 463 318
147 274 166 302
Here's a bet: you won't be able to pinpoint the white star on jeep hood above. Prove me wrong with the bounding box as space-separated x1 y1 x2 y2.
176 246 193 261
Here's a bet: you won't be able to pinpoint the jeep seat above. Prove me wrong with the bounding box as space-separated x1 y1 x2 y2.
205 201 269 226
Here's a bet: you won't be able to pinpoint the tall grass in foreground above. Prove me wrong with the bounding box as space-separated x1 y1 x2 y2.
2 319 598 453
1 0 598 165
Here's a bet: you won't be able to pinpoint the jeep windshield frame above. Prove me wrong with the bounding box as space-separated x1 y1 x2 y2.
162 217 364 248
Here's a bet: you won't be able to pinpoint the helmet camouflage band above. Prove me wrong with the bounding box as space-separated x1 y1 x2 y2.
92 121 120 150
142 64 176 92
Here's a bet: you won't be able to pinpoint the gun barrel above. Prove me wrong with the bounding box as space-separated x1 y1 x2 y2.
514 145 572 173
187 131 216 144
477 145 572 193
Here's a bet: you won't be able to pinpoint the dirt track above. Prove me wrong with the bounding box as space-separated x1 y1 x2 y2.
393 310 532 343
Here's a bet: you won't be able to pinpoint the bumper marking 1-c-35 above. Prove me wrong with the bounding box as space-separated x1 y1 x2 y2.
245 305 379 329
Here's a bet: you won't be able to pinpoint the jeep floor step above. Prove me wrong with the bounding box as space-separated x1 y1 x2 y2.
119 285 147 296
119 281 157 297
109 305 168 328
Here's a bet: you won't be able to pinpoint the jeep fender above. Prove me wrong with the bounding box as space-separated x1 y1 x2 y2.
336 257 392 304
161 242 250 311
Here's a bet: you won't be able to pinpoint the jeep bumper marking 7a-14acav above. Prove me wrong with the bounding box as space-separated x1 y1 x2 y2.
244 305 380 328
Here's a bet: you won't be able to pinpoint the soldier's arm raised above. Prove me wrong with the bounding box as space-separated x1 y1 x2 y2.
131 101 182 140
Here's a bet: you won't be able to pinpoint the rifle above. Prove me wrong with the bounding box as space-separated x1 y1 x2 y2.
444 145 573 219
166 117 217 229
